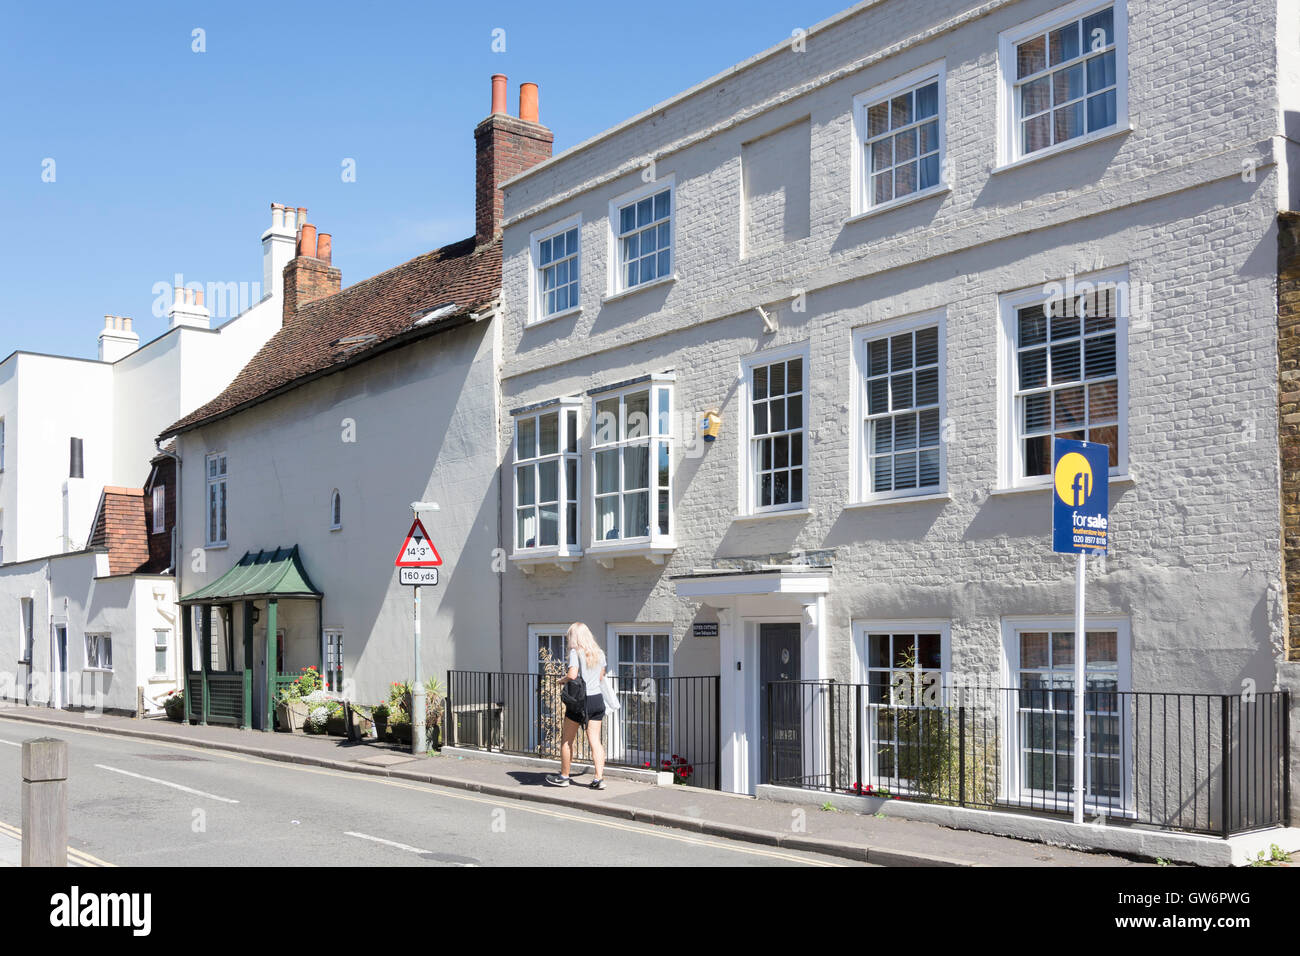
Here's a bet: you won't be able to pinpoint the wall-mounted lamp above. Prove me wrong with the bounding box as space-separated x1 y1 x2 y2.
701 409 723 442
251 606 261 625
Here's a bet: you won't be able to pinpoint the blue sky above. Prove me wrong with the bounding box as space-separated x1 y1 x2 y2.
0 0 849 358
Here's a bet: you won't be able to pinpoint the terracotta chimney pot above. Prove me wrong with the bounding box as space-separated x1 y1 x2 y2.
491 74 508 115
519 82 539 123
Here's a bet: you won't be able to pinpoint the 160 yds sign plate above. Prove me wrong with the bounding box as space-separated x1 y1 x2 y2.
399 567 439 586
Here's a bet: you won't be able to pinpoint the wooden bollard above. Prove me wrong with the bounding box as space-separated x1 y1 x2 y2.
21 738 67 867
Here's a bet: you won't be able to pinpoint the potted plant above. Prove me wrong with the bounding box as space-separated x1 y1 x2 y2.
304 705 330 735
162 688 184 723
275 665 322 732
325 699 347 737
372 702 389 739
390 719 412 744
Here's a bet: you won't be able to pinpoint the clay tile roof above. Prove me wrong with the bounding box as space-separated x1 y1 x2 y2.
88 488 151 576
160 236 501 438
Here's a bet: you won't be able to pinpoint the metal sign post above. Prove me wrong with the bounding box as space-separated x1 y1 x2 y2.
395 505 441 756
1051 438 1109 825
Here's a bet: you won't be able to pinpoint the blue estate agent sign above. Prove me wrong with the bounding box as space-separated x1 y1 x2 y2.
1051 438 1109 555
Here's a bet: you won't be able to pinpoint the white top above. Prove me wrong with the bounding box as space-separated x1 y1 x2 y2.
569 647 606 697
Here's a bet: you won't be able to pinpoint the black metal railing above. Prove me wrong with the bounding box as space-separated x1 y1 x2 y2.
764 680 1290 837
447 670 721 790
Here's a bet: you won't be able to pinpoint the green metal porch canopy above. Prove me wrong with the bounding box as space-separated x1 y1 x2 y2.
179 546 322 605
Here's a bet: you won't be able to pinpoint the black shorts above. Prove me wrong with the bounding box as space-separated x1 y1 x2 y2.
565 696 605 724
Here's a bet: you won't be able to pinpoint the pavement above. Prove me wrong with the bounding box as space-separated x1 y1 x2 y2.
0 703 1148 866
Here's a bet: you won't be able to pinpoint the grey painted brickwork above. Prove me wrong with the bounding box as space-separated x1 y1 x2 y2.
496 0 1296 698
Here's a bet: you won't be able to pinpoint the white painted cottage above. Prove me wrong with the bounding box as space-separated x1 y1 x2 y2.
0 207 298 714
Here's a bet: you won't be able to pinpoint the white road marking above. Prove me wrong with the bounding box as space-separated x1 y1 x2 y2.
95 764 240 804
344 830 475 865
0 717 837 866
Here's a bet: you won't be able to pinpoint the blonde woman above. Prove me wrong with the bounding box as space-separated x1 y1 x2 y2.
545 622 608 790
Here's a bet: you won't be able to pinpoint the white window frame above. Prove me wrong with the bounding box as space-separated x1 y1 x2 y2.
529 213 582 326
529 625 570 674
84 632 113 672
19 596 33 663
510 397 583 566
329 489 342 531
589 375 676 561
152 484 165 534
1000 615 1132 814
205 452 228 547
997 267 1129 490
851 60 947 218
605 623 674 769
851 620 952 792
324 629 344 693
738 342 810 516
153 628 170 679
997 0 1129 168
850 310 947 503
0 417 6 472
606 176 676 298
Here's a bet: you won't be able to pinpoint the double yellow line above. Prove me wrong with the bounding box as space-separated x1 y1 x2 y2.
0 819 114 867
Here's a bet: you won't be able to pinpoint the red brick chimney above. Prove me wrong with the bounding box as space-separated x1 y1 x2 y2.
283 213 341 325
475 75 554 247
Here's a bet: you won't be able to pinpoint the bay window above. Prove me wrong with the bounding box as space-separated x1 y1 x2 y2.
512 398 581 564
589 376 675 563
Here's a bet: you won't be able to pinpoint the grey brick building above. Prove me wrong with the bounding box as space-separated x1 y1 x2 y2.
494 0 1299 818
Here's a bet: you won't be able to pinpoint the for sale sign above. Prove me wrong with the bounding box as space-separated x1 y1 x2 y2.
1051 438 1109 555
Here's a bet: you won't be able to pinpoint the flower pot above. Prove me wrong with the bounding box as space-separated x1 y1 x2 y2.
163 698 184 723
276 699 310 733
374 718 388 739
326 713 347 737
391 721 412 745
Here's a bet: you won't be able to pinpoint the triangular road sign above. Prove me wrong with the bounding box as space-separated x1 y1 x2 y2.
394 518 442 567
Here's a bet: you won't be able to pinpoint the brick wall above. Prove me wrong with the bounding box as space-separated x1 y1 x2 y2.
1279 212 1300 661
283 255 342 324
476 113 553 246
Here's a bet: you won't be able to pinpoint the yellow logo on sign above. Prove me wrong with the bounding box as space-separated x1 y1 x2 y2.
1054 452 1093 508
